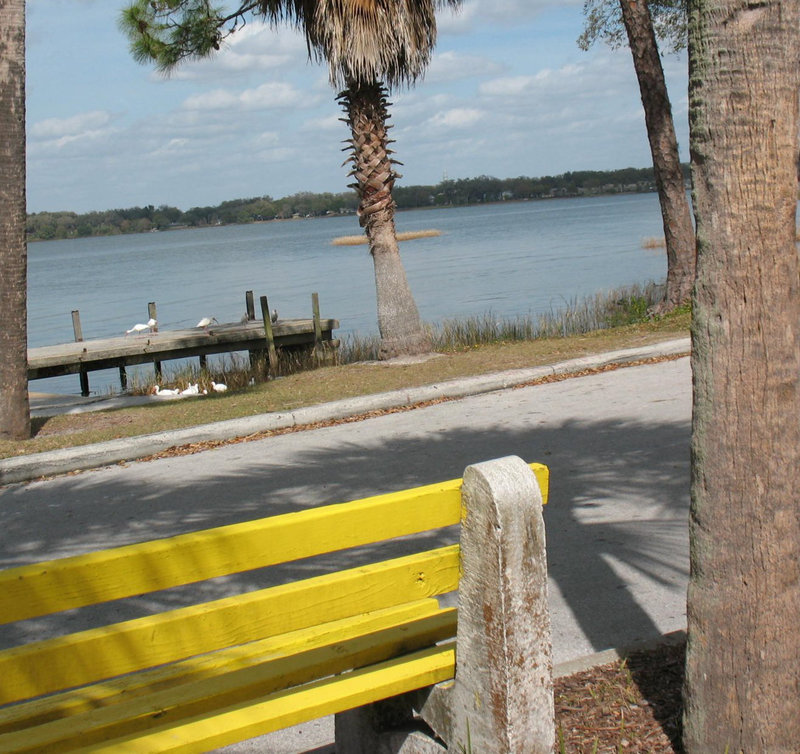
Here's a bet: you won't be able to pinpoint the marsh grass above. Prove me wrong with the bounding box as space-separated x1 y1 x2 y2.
641 236 666 249
429 283 662 351
128 283 665 395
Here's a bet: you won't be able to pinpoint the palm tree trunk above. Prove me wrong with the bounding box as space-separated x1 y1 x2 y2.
0 0 31 440
620 0 696 311
684 1 800 750
339 80 431 360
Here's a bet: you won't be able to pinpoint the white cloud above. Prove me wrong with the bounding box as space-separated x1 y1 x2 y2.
182 82 314 111
479 75 534 97
301 113 344 132
167 23 309 81
438 0 582 33
427 107 485 129
479 56 635 102
427 51 503 83
29 110 113 140
254 131 281 147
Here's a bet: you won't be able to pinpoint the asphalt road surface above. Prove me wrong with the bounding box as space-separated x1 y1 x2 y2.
0 356 692 753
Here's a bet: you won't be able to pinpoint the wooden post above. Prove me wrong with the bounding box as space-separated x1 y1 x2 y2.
259 295 278 374
148 302 162 382
245 290 255 321
311 292 323 363
335 456 554 753
71 310 90 397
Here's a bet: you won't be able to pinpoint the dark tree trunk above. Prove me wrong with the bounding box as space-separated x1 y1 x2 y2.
620 0 696 311
339 80 431 360
0 0 30 440
684 1 800 751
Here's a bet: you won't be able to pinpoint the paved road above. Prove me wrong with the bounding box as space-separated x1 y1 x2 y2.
0 356 692 753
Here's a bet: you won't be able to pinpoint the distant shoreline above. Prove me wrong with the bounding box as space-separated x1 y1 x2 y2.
28 172 665 244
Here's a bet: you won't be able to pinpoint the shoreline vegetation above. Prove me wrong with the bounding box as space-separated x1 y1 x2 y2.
5 283 690 460
26 165 685 242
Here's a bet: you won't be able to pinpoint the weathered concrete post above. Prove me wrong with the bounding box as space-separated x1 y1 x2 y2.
449 455 553 752
335 455 553 753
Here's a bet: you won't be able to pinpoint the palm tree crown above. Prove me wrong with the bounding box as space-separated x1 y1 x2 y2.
259 0 460 88
123 1 461 89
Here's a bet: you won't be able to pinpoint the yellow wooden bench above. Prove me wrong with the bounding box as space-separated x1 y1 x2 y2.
0 456 552 754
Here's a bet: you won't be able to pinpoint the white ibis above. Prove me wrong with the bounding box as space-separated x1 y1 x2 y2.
180 383 200 396
195 316 218 330
211 381 228 393
125 318 156 336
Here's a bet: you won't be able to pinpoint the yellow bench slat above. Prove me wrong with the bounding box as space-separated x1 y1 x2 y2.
0 599 444 733
0 610 457 753
77 643 457 754
0 480 463 625
0 464 546 627
0 546 460 706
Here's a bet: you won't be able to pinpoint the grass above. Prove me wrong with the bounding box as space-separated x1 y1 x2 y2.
331 229 441 246
641 236 666 249
7 287 690 461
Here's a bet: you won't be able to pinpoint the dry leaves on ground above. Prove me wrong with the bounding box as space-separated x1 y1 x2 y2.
555 640 685 753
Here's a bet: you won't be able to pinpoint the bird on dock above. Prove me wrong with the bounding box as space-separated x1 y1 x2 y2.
195 316 218 331
271 309 279 324
125 318 156 336
211 381 228 393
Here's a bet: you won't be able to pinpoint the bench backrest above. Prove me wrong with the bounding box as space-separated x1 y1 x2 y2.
0 464 548 707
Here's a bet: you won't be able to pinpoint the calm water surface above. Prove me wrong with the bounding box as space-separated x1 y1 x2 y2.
28 193 667 394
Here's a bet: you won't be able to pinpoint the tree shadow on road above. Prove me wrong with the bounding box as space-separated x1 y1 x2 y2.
0 413 689 664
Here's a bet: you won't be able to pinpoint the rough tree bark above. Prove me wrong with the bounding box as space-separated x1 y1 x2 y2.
0 0 31 440
684 1 800 751
339 81 431 360
619 0 696 311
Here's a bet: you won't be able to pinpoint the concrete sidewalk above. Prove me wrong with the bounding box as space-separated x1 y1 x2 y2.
4 338 690 486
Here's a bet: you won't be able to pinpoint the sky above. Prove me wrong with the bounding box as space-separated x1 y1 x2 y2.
25 0 690 214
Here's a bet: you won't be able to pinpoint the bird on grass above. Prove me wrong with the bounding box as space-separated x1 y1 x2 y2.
151 385 179 396
126 318 157 336
211 381 228 393
180 383 200 396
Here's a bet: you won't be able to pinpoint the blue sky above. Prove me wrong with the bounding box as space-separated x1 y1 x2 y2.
26 0 689 214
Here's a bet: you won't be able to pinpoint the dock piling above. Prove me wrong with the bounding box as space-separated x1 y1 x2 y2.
259 295 278 375
245 291 255 321
148 302 163 383
71 310 90 397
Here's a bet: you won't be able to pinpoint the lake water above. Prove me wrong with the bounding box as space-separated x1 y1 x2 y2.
28 192 668 395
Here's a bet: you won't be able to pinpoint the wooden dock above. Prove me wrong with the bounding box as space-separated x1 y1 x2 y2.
28 314 338 395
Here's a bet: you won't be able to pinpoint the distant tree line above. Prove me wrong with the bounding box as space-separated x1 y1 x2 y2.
26 165 687 242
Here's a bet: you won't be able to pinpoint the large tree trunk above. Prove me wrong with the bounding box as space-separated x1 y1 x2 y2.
684 1 800 751
339 80 431 360
619 0 696 311
0 0 30 440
